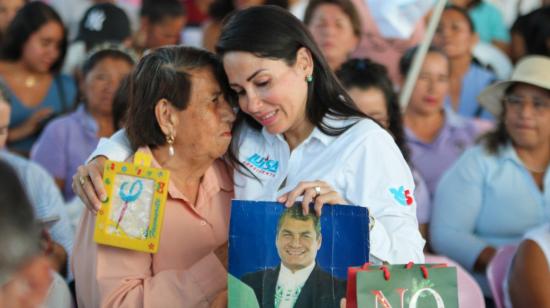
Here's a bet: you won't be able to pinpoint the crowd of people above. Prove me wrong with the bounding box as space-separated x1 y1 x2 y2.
0 0 548 307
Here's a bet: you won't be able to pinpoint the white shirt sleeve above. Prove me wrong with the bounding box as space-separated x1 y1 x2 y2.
343 129 425 264
87 129 133 163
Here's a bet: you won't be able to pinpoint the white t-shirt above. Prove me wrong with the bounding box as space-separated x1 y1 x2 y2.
91 117 425 263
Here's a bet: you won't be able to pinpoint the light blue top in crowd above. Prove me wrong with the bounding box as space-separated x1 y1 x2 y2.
468 1 511 44
0 150 74 281
6 74 77 153
444 62 496 120
431 143 550 294
31 105 100 201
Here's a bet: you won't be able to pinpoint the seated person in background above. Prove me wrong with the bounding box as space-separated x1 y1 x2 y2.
62 3 133 76
335 58 430 241
433 5 497 120
133 0 187 57
303 0 361 72
0 160 53 308
0 81 73 279
430 55 550 296
400 46 481 200
31 44 136 202
505 223 550 308
336 59 486 307
450 0 510 54
0 2 77 156
242 204 345 308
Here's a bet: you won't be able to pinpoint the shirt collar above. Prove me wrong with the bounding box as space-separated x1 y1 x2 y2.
76 105 99 135
406 109 465 144
277 261 316 288
260 116 356 147
135 147 233 202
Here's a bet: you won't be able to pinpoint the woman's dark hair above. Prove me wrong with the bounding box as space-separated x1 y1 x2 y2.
112 76 130 130
337 58 410 162
216 6 367 136
303 0 362 39
0 2 67 73
140 0 186 23
512 6 550 57
443 5 476 33
208 0 288 21
399 45 449 77
125 46 234 150
480 84 515 154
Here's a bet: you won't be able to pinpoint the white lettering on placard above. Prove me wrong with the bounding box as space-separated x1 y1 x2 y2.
408 288 445 308
370 287 445 308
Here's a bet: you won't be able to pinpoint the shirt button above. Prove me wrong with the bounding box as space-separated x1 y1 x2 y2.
200 220 207 226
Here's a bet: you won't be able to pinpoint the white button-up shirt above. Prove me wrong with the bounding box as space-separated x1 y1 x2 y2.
91 117 425 263
233 117 424 263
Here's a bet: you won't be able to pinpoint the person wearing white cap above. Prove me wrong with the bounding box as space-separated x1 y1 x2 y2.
430 55 550 296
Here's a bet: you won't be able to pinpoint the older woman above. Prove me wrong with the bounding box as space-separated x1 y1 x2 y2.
430 55 550 295
0 2 76 156
76 6 424 267
303 0 361 71
31 45 136 201
72 46 236 307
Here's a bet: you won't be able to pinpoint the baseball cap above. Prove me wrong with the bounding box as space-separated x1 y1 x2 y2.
76 3 131 49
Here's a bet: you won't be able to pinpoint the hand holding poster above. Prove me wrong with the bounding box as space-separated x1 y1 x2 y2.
229 200 370 308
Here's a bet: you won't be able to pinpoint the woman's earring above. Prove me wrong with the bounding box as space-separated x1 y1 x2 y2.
306 75 313 83
166 134 175 157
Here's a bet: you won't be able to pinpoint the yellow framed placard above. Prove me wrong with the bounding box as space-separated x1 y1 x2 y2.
94 152 170 253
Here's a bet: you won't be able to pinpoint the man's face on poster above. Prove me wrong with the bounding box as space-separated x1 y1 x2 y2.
276 216 322 272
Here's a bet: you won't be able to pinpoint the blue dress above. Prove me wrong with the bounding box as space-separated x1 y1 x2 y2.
6 74 77 153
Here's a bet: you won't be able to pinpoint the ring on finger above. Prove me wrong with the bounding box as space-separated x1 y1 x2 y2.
314 186 321 197
79 175 87 186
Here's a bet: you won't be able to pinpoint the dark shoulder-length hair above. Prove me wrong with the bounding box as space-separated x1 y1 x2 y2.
0 2 68 73
336 58 410 162
479 85 514 155
125 46 234 150
216 5 367 136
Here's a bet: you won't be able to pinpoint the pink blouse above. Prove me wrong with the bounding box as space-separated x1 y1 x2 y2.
72 148 234 308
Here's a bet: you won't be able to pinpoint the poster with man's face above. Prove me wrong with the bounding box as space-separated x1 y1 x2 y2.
228 200 370 308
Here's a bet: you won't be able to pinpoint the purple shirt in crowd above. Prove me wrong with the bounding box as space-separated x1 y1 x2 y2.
405 110 480 201
31 105 100 201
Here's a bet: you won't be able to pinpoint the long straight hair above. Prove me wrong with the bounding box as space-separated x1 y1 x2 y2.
216 5 368 137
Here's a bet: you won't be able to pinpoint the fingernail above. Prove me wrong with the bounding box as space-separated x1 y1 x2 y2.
100 194 107 202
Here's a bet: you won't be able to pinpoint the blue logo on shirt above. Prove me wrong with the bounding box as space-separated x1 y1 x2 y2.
244 153 279 176
389 186 414 206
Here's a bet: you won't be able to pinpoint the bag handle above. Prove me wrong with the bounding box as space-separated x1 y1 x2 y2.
404 262 449 279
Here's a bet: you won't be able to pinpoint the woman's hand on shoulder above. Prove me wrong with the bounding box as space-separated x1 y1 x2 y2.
72 156 107 213
278 180 348 216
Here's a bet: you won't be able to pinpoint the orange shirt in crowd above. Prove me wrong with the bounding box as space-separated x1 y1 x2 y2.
72 147 233 308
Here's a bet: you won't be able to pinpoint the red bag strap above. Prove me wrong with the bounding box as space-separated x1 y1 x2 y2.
420 265 429 279
380 265 391 280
